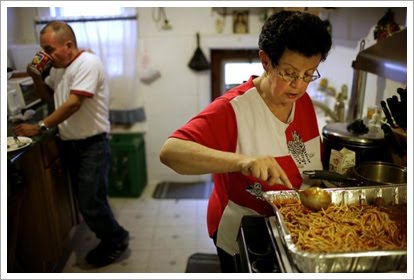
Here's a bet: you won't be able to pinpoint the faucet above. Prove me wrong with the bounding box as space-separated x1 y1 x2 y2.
312 100 339 123
311 84 349 123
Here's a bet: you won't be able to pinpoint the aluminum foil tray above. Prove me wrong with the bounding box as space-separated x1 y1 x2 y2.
263 184 407 273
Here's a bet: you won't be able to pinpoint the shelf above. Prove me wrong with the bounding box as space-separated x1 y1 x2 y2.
353 28 407 83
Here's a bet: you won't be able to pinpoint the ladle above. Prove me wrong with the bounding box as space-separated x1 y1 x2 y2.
292 187 332 212
246 183 332 212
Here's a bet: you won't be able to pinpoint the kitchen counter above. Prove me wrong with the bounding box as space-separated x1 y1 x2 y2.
7 102 55 163
7 128 57 164
7 102 79 272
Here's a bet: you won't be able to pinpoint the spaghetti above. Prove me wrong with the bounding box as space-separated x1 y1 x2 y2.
273 198 407 253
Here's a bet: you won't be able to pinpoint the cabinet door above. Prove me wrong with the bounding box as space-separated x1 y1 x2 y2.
43 157 77 252
12 136 78 272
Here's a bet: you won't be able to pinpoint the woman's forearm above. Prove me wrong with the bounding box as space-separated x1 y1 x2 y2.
159 138 244 175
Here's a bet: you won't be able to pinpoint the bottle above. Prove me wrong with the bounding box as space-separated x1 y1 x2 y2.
369 107 381 128
315 78 328 102
334 84 348 122
334 93 345 122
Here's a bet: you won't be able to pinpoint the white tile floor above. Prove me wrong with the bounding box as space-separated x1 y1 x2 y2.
62 182 217 273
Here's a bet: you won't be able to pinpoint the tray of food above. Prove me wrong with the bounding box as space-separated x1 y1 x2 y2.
263 184 407 273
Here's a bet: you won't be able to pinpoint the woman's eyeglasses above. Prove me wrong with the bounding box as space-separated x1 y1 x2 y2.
276 68 321 83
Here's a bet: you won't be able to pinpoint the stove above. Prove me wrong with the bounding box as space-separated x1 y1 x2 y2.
236 209 407 273
236 215 298 273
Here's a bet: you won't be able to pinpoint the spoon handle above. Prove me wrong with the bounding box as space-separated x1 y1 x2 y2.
303 170 349 182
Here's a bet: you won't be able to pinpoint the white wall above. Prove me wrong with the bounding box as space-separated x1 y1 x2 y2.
6 6 407 184
136 7 266 183
136 7 406 184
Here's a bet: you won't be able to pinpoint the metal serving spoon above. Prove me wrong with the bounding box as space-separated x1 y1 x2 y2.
293 187 332 212
246 183 332 212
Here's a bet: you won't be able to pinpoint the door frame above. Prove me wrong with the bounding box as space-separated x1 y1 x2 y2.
210 48 259 101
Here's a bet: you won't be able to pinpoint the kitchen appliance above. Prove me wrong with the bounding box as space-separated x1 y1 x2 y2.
7 77 40 115
236 215 282 273
236 184 407 273
7 88 24 116
322 122 390 169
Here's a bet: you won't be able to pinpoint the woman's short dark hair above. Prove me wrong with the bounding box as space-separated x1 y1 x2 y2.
258 10 332 67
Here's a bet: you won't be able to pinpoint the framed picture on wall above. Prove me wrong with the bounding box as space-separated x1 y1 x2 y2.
232 10 249 34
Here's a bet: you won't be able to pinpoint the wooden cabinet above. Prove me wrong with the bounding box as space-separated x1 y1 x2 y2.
9 134 78 272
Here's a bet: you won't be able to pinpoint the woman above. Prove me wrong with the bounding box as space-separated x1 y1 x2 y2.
160 10 332 272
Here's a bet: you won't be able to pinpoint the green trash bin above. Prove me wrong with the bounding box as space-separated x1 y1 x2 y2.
108 133 147 197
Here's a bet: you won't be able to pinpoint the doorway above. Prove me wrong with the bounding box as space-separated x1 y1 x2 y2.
210 49 261 101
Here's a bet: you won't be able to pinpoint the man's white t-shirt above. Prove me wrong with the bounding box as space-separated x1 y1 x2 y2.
45 51 110 140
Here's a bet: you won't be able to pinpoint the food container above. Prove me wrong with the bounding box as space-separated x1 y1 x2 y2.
263 184 407 272
322 122 390 169
352 161 407 185
304 161 407 187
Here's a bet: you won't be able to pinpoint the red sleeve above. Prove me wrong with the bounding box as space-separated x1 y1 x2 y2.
170 76 257 153
171 97 238 152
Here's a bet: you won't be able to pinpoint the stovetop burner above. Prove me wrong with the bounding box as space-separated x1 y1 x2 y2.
247 241 272 257
251 258 279 273
236 215 298 273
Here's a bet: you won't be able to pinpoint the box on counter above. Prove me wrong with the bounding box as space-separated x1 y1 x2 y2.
329 147 355 174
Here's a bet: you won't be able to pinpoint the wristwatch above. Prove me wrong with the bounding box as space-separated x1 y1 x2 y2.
38 120 49 133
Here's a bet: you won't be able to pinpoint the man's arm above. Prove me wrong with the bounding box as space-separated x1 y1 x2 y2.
26 64 54 102
42 93 84 128
14 94 85 136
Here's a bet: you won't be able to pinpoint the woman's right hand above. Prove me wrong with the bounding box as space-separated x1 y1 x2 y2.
160 138 293 189
239 155 293 189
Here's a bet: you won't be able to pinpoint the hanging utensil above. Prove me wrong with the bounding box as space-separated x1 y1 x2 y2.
188 33 210 71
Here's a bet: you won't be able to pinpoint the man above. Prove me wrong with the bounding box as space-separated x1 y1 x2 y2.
14 21 129 267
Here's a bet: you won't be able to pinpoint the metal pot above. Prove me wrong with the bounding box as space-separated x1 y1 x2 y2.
304 161 407 186
352 161 407 185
